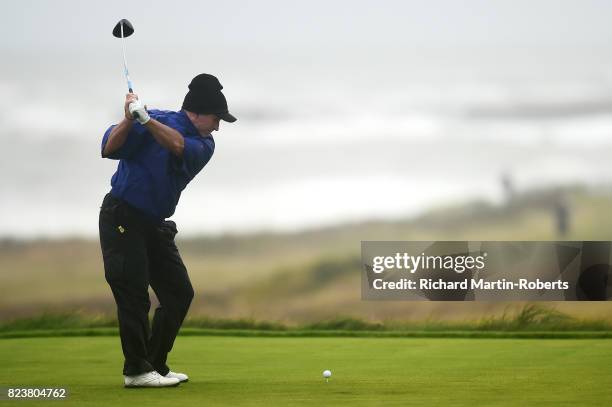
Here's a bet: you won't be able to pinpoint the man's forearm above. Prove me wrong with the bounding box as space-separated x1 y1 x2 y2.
103 118 134 157
144 119 185 157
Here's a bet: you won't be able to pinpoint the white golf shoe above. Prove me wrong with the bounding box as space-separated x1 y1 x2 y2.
165 371 189 383
124 371 180 388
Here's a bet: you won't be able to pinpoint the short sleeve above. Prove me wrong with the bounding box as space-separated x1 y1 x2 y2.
101 123 148 160
171 136 215 177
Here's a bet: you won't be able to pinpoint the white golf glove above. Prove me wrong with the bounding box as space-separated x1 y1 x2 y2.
128 100 150 125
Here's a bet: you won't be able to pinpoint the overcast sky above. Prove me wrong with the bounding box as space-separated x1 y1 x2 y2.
3 0 612 237
2 0 612 52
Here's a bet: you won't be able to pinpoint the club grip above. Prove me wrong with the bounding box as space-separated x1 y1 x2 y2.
127 90 141 121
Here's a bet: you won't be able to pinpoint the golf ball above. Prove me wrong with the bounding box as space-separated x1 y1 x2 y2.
323 370 332 378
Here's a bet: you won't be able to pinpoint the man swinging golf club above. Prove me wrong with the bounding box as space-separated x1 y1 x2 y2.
99 73 236 387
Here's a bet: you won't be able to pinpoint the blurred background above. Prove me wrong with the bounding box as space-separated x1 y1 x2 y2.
2 0 612 323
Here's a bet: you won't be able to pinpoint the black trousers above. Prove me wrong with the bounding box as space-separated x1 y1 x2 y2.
99 193 194 376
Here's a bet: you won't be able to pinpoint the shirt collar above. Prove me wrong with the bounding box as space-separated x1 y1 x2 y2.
179 109 203 138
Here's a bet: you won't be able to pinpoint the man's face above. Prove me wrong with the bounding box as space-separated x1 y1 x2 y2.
192 113 220 135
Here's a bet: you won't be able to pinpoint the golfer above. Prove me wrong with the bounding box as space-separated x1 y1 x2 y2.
99 74 236 388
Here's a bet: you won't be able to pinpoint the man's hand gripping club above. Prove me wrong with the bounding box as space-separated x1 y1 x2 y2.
125 93 150 125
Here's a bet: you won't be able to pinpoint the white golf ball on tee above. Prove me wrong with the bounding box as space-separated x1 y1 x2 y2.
323 370 332 379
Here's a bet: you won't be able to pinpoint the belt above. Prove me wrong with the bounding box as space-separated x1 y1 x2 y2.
101 192 164 228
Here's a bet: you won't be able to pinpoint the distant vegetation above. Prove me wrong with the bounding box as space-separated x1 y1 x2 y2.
1 185 611 323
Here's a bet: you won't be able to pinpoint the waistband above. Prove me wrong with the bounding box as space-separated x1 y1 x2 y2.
102 192 164 226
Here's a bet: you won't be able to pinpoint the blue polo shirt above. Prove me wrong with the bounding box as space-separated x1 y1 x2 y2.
101 109 215 222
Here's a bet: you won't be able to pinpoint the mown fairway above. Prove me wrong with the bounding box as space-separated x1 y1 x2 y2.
1 336 611 406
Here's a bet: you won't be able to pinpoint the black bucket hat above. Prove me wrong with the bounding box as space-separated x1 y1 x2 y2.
182 74 237 122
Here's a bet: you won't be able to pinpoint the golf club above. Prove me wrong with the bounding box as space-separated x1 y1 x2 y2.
112 18 141 121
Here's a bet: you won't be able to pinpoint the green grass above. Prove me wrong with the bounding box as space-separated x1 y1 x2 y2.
1 336 611 406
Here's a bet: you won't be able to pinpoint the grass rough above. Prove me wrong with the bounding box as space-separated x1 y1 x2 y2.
1 305 611 336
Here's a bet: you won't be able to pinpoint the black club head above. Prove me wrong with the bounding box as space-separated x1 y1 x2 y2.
112 19 135 38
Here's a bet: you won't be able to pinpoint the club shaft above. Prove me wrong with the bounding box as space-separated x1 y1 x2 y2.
120 24 133 93
120 23 139 121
